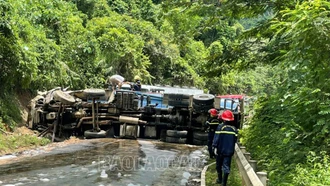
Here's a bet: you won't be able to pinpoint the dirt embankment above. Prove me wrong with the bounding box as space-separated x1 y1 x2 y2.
16 90 33 127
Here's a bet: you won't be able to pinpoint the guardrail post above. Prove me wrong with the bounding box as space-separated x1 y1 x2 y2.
248 160 257 172
243 152 251 161
240 146 246 153
234 144 264 186
257 172 267 186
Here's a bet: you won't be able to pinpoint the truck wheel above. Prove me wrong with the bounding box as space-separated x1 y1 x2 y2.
84 129 107 139
106 127 115 138
193 94 215 105
160 129 167 141
166 130 188 138
82 89 106 98
53 90 76 105
144 126 157 138
193 131 208 141
168 100 190 107
166 137 187 144
193 138 208 146
168 93 190 100
177 138 187 144
193 103 213 113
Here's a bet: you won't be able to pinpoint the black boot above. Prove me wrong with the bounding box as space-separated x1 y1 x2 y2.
209 152 215 159
208 146 214 158
222 173 229 186
216 173 222 184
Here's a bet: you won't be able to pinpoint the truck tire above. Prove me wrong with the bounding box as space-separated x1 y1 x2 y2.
168 100 190 107
193 131 208 141
193 94 214 105
193 103 213 113
53 90 76 105
84 129 107 139
166 137 187 144
160 129 167 141
144 126 157 138
106 127 115 138
82 89 106 98
168 93 190 100
160 129 166 141
193 138 208 146
166 130 188 138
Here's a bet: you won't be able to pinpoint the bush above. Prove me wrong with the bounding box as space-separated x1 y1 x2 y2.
292 151 330 186
0 91 21 129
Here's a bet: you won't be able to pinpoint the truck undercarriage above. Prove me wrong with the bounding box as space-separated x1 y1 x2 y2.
27 86 244 145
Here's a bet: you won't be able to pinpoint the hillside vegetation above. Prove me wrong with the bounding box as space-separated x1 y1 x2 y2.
1 0 330 185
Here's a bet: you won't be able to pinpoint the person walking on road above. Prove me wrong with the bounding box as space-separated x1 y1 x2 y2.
212 110 238 186
204 108 220 159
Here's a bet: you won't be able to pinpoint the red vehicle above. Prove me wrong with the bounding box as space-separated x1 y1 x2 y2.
214 94 246 129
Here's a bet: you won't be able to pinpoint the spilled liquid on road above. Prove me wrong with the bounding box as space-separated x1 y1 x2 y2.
0 139 207 186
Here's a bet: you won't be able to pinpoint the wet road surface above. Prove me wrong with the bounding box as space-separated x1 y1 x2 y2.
0 139 207 186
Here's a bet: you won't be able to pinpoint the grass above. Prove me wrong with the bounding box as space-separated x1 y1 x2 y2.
205 158 242 186
0 91 51 155
0 132 50 155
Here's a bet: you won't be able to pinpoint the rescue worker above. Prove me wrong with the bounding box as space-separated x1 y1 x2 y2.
107 74 126 91
204 108 220 159
212 110 238 186
132 75 142 91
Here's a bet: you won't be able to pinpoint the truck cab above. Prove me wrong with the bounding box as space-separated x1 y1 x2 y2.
214 94 245 129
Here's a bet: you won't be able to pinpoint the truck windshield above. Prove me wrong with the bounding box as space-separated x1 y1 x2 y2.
220 99 239 111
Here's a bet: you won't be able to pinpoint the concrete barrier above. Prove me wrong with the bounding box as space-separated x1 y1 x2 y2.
234 143 267 186
201 162 216 186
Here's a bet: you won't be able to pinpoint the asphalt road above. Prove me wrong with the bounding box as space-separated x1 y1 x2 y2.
0 138 207 186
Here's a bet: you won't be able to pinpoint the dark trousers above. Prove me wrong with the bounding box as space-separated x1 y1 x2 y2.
207 131 215 157
216 154 232 185
216 154 232 174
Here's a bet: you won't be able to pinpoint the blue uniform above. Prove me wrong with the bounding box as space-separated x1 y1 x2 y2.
133 80 141 91
204 117 220 158
212 123 238 186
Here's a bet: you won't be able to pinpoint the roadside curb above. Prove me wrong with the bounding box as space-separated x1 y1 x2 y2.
201 161 216 186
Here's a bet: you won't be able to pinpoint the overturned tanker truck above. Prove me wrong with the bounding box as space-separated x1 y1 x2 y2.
27 84 244 145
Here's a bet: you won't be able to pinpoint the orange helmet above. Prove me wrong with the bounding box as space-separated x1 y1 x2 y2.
209 108 218 117
221 110 234 121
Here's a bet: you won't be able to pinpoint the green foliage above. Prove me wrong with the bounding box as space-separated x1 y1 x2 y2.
222 0 330 185
2 2 329 186
206 65 280 95
1 0 253 93
107 0 158 23
292 151 330 186
70 0 97 19
0 92 21 129
0 0 20 91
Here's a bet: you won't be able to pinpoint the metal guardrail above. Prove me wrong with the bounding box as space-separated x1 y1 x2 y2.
234 143 268 186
